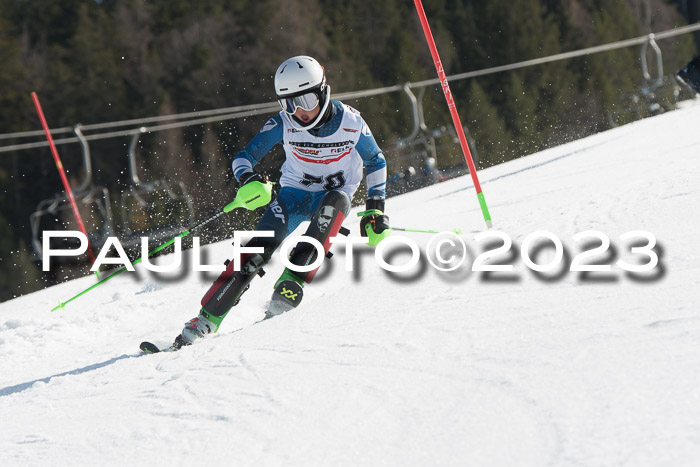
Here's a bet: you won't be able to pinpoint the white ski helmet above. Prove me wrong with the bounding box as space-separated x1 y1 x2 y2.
274 56 331 130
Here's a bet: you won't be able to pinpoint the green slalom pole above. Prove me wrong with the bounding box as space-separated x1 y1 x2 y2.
393 227 463 235
51 181 274 312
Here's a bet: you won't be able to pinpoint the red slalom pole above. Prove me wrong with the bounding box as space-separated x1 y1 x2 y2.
31 92 98 269
413 0 492 228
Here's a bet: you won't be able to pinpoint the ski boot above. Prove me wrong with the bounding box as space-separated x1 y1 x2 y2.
266 269 305 319
140 252 267 354
180 314 218 344
175 253 266 349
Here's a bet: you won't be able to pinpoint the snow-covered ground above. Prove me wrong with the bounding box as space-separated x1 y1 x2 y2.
1 100 699 466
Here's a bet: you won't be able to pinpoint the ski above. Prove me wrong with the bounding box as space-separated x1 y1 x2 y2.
139 335 189 354
139 341 163 354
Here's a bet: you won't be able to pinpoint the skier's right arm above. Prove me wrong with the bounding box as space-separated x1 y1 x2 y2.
232 115 284 184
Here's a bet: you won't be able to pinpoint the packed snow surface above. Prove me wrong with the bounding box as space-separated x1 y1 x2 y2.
1 101 699 466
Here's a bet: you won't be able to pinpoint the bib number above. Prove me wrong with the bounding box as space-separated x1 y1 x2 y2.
300 171 346 190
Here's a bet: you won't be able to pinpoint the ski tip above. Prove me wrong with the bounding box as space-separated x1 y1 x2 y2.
139 341 161 354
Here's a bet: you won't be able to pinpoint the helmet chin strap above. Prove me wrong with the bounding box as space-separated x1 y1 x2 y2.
285 86 332 131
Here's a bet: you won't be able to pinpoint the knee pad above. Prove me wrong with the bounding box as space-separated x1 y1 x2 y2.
288 191 351 284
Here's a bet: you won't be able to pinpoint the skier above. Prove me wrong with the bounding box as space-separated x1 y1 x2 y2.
160 56 391 351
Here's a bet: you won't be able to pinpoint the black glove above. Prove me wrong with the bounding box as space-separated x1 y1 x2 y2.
238 170 267 187
359 199 391 246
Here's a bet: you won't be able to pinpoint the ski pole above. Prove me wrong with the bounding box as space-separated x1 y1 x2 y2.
50 210 227 311
50 180 275 311
393 227 463 235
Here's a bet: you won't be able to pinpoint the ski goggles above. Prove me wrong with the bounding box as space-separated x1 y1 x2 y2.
278 91 320 114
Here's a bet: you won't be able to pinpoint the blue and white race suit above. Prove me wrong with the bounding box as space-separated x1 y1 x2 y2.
231 100 387 250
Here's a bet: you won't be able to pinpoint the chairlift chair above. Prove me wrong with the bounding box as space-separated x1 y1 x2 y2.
608 35 682 127
30 125 114 261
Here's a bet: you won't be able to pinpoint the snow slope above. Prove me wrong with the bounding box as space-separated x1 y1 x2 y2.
1 101 700 466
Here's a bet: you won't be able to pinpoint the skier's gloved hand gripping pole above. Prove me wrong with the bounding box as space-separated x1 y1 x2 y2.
50 176 274 312
224 171 273 212
358 199 392 247
359 199 462 243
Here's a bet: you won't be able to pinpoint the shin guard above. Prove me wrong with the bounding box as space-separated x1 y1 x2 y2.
200 253 265 320
288 190 351 284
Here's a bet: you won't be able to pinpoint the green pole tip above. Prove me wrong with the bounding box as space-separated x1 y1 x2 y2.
223 199 241 213
51 301 66 312
453 228 463 235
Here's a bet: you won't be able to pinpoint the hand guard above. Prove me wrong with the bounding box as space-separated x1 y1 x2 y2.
238 171 267 186
357 199 391 247
224 171 274 212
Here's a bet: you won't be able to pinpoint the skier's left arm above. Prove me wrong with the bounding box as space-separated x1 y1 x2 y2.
356 120 391 246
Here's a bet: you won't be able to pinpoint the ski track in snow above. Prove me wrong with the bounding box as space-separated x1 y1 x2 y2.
1 100 700 466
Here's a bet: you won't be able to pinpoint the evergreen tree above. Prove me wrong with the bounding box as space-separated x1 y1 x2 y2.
0 0 696 302
502 73 540 156
463 80 512 168
0 5 30 133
